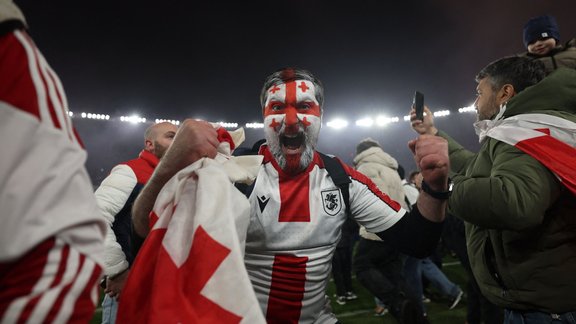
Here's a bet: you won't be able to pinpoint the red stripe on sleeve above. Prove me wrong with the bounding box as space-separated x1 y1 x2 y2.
42 254 87 323
70 262 102 322
19 242 69 321
0 32 41 119
345 162 403 211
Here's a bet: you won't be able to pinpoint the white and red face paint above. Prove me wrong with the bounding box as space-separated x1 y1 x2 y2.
263 80 322 174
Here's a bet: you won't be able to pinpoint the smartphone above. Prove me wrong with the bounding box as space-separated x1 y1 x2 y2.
413 91 424 121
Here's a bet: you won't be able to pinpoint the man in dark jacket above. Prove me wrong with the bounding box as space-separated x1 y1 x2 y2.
411 57 576 323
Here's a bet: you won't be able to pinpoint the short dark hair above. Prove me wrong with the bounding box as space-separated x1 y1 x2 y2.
355 138 381 155
475 56 546 93
408 170 420 183
260 67 324 110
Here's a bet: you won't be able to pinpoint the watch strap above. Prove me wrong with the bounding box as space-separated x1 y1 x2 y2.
421 178 453 200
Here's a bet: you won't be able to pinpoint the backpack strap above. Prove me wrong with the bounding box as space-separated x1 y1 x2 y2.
318 152 351 217
236 152 352 217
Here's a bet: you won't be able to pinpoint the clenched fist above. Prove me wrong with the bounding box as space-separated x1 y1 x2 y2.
408 135 449 192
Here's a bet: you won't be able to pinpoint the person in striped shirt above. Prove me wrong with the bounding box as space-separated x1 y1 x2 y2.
0 1 106 322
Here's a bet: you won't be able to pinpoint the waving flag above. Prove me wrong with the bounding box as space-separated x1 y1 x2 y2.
117 129 265 324
486 113 576 195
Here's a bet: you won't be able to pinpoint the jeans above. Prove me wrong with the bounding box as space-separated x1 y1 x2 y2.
101 294 118 324
404 256 461 313
504 309 576 324
420 258 461 298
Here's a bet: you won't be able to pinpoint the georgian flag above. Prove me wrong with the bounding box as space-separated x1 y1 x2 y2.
117 128 265 324
485 113 576 195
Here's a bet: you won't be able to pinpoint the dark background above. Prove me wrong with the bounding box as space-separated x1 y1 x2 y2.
15 0 576 185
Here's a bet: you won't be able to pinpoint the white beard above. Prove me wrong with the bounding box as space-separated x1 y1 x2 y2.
264 115 321 172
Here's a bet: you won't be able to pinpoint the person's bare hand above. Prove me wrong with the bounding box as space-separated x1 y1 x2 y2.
162 119 219 171
408 135 449 191
104 269 129 300
410 106 438 136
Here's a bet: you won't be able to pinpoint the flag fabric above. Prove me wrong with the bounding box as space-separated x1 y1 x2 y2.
117 129 265 324
486 113 576 195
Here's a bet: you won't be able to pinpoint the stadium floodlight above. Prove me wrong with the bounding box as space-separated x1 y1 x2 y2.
218 122 239 128
375 116 399 126
326 118 348 129
245 122 264 129
458 105 476 113
356 118 373 127
433 110 451 117
120 115 146 124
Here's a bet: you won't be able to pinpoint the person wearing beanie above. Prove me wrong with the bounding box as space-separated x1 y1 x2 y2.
518 14 576 74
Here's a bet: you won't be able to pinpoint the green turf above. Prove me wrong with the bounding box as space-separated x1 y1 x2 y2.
327 259 468 323
91 257 469 323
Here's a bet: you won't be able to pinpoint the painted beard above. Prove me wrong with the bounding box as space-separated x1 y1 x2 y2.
265 118 320 174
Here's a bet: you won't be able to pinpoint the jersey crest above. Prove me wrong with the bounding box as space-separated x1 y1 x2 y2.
321 188 342 216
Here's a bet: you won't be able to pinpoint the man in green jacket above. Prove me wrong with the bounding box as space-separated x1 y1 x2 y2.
411 56 576 323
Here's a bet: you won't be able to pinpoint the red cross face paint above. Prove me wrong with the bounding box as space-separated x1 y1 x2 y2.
263 80 322 174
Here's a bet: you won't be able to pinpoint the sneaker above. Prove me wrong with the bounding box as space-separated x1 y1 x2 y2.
448 289 464 310
345 291 358 300
335 296 347 305
374 306 389 316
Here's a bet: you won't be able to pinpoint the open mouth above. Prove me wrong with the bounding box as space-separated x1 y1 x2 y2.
280 132 305 154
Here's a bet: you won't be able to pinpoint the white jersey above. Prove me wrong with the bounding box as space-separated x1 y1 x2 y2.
0 29 106 262
245 147 405 323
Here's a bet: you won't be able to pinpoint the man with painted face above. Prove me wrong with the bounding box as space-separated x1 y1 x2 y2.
132 67 451 324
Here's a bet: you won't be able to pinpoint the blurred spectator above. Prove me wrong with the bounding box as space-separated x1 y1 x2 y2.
352 138 424 322
331 217 359 305
0 2 105 322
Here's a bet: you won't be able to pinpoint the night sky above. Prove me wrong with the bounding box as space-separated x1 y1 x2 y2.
14 0 576 183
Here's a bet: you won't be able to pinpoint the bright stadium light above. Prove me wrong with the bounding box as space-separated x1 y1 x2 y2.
375 115 399 126
434 110 451 117
356 118 374 127
245 122 264 129
326 118 348 129
120 115 146 124
155 119 180 125
458 105 476 113
218 122 239 128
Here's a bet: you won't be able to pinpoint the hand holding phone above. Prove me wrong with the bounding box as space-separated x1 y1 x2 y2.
413 91 424 121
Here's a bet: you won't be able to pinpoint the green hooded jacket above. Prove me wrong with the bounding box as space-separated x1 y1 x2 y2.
438 68 576 313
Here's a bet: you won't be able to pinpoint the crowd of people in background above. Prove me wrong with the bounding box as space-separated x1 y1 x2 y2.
2 1 575 323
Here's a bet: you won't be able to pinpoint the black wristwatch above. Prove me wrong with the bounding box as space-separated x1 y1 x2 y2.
421 178 453 200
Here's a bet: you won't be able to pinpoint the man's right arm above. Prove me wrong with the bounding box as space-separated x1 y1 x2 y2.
94 165 137 276
132 119 220 238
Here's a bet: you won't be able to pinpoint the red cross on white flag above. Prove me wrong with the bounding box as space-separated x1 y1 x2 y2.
486 113 576 195
117 130 265 324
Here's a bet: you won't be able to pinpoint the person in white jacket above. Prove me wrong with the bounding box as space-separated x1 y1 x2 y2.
94 121 177 324
352 138 422 321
